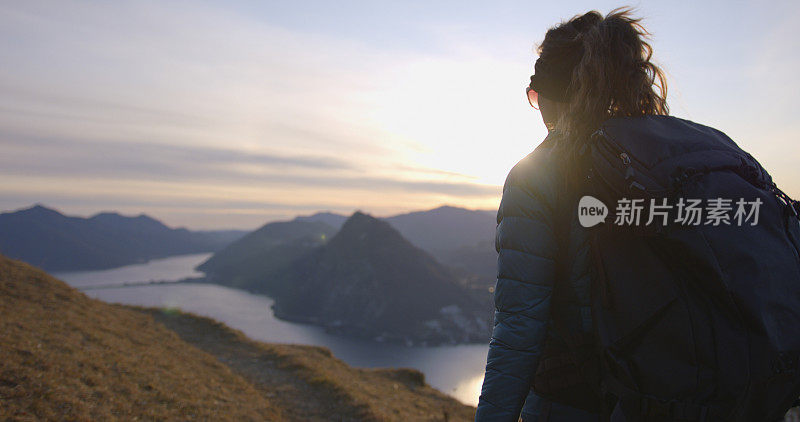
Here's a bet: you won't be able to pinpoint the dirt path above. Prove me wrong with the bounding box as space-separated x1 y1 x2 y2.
140 308 373 421
138 307 476 421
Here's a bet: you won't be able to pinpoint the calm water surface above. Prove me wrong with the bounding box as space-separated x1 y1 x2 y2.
54 253 488 406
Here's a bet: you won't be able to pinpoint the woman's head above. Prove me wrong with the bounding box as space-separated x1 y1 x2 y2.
529 7 669 139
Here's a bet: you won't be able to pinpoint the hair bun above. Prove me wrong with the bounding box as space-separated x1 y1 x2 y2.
535 7 669 140
570 12 601 33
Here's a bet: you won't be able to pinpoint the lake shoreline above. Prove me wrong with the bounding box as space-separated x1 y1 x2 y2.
58 252 488 406
182 274 493 348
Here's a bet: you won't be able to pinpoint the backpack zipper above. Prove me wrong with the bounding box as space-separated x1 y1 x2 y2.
592 131 652 195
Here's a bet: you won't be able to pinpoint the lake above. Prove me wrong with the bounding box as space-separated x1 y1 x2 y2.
53 253 488 406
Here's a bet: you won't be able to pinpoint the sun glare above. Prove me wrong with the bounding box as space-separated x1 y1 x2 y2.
361 54 547 188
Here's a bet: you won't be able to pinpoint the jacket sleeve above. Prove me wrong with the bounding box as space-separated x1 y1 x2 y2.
475 151 559 422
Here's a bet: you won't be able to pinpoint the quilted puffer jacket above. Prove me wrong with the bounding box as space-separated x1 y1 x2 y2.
475 130 594 421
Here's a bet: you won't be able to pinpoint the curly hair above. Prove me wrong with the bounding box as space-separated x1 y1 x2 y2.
537 6 669 140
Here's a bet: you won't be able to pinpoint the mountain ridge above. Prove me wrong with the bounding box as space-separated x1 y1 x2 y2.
0 204 246 271
197 219 336 294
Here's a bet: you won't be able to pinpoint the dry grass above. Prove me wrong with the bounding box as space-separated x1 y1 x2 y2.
143 308 477 421
276 345 475 421
0 253 478 421
0 254 282 421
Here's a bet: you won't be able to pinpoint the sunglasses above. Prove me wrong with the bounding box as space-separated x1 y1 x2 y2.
526 85 539 110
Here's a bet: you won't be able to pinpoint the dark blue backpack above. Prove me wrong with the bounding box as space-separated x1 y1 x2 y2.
578 115 800 421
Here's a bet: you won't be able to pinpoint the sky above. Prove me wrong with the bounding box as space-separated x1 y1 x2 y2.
0 0 798 230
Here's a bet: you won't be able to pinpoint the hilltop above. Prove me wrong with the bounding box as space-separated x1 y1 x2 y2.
273 212 491 345
288 206 498 291
0 253 278 420
296 206 497 276
0 254 476 421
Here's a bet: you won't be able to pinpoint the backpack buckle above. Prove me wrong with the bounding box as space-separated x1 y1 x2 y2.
770 183 800 218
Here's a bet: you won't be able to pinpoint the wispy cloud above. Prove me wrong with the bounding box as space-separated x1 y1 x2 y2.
0 0 517 227
1 1 797 228
0 130 353 174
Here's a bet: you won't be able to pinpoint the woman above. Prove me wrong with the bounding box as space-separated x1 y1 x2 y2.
475 7 668 422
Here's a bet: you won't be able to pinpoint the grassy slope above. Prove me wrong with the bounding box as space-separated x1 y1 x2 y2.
0 254 281 421
142 308 476 421
0 254 477 421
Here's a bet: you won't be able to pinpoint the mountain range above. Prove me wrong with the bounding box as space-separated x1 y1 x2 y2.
2 203 498 344
0 204 246 271
195 206 499 343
